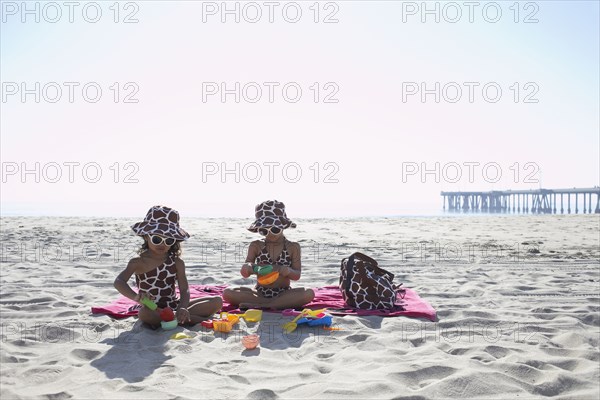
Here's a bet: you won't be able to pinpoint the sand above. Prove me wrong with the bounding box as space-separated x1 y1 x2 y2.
1 214 599 399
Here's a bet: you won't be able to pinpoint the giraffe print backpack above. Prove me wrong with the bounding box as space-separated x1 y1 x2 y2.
339 252 404 310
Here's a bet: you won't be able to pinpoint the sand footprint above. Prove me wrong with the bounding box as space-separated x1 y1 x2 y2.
534 374 590 397
387 366 457 390
246 388 279 399
230 375 251 385
313 364 332 374
21 366 68 385
315 352 335 360
345 334 369 343
205 359 248 374
70 348 101 361
447 347 472 356
483 345 512 359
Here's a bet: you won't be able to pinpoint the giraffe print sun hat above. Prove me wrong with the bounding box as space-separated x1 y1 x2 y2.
247 200 297 233
131 205 190 240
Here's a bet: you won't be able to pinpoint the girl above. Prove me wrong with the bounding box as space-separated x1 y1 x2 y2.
223 200 314 309
114 205 222 328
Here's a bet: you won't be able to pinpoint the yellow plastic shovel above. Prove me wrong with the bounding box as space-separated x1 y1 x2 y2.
237 309 263 322
303 308 327 318
282 309 311 334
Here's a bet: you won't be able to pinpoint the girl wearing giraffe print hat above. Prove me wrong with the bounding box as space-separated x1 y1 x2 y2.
114 205 222 328
223 200 315 309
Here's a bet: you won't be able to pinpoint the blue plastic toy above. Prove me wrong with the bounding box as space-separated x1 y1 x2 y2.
296 315 333 328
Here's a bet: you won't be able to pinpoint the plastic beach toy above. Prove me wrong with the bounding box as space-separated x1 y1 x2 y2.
253 265 279 285
253 265 273 275
282 309 311 334
213 319 233 333
200 320 214 329
237 309 263 322
140 297 157 310
161 319 178 330
282 308 327 318
160 308 175 322
210 312 240 333
282 309 331 333
257 271 279 285
220 312 240 325
242 334 260 350
201 312 247 331
158 307 177 330
202 311 260 332
296 315 333 328
170 332 194 340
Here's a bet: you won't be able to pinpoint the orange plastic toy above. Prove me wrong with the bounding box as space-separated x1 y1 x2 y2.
212 312 240 333
213 319 233 333
242 334 260 350
257 271 279 285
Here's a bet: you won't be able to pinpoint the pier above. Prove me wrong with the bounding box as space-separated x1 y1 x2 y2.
441 187 600 214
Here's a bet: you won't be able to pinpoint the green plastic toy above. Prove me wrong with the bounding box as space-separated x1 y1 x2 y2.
253 265 273 276
140 297 157 310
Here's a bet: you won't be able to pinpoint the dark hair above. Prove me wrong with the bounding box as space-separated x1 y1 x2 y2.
137 236 182 258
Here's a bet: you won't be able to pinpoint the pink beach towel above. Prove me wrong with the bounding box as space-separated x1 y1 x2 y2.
91 285 436 321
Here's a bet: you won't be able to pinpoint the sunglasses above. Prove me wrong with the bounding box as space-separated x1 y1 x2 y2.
149 235 176 246
258 226 282 236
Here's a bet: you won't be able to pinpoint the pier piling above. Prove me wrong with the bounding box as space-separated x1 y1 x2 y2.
441 187 600 214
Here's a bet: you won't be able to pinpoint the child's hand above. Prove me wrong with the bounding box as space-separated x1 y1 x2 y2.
241 263 254 278
176 307 191 323
134 291 153 304
273 265 290 277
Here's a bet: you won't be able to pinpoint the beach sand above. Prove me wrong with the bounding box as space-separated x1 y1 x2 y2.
1 215 599 399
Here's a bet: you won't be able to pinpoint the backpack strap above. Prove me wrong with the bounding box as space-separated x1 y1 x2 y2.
353 252 395 281
352 252 378 266
394 283 406 299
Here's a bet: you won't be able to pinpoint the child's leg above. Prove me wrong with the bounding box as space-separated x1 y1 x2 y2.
223 287 271 307
264 288 314 309
138 306 161 328
240 288 315 310
187 296 223 324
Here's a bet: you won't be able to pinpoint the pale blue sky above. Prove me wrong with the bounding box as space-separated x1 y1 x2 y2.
1 1 599 217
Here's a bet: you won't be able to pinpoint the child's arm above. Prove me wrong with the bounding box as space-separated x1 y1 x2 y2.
175 259 191 322
281 242 302 281
241 241 261 278
114 259 141 301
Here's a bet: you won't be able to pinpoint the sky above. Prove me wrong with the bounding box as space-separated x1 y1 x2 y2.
1 0 599 217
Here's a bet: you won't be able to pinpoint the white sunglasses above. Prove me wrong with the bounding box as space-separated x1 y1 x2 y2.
258 226 283 236
149 235 176 246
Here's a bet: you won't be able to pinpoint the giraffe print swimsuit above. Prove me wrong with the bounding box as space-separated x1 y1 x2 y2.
255 241 292 298
135 252 180 310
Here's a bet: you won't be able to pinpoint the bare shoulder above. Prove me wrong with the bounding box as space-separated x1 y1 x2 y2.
127 257 144 273
248 240 263 253
286 240 301 253
175 257 185 269
249 240 263 248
